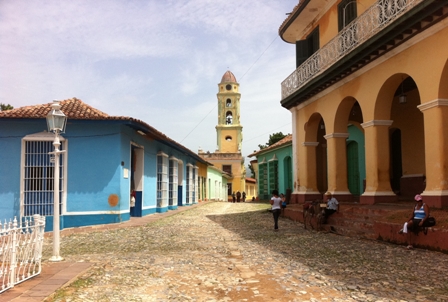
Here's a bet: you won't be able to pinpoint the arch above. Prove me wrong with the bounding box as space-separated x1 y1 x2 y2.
226 111 233 124
304 112 327 193
334 96 359 133
367 73 425 200
374 73 416 120
439 58 448 99
304 112 325 142
226 98 232 107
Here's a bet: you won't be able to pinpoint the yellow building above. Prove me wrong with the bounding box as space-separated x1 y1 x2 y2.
279 0 448 208
199 71 246 201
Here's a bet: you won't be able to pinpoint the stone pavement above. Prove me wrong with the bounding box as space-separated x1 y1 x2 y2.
1 201 210 302
3 200 448 301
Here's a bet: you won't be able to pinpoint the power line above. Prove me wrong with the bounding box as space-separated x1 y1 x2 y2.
244 122 291 143
181 36 279 142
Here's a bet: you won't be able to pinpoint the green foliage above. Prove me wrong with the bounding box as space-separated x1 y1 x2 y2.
0 103 13 111
247 163 255 178
257 132 287 150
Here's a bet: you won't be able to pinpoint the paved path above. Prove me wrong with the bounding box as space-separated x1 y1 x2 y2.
4 201 448 301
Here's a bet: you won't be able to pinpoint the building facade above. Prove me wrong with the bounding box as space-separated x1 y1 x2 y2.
0 98 208 231
248 135 293 200
198 70 246 201
279 0 448 207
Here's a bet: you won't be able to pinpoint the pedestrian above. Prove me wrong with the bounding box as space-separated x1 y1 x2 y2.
236 191 241 202
323 191 339 223
270 190 282 231
242 191 246 202
280 193 287 214
398 194 429 249
232 192 236 203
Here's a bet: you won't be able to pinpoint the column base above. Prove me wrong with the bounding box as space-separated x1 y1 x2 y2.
360 194 397 205
291 192 323 204
332 193 354 203
421 194 448 208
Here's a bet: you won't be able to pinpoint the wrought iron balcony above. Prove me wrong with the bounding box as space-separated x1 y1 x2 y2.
281 0 425 101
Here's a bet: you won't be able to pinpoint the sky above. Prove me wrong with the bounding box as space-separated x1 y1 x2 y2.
0 0 297 167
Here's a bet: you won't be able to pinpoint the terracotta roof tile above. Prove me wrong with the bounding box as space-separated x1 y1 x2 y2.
248 134 292 157
0 98 208 164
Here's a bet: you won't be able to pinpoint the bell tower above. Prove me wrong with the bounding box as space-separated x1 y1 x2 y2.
198 70 246 201
216 70 243 153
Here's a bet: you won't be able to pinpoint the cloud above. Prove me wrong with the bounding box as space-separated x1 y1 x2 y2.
0 0 298 161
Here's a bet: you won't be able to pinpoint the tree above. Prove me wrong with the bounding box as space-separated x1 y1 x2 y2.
247 163 255 178
0 103 14 111
258 132 287 150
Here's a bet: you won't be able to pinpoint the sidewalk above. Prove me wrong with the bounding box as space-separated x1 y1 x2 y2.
1 201 212 302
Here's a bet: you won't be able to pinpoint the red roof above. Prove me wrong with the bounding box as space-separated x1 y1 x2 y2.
0 98 208 164
248 134 292 157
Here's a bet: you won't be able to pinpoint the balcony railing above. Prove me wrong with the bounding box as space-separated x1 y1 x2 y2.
281 0 424 100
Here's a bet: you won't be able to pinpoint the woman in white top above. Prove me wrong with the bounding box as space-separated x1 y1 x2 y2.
270 190 282 231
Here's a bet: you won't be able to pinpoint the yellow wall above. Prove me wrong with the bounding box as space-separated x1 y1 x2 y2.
293 23 448 196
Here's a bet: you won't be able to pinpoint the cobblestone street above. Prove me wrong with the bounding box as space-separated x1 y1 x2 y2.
43 202 448 302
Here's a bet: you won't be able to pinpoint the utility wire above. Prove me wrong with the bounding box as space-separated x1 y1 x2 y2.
180 36 279 143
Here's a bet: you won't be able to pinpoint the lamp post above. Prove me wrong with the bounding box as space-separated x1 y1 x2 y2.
46 100 67 262
343 0 357 28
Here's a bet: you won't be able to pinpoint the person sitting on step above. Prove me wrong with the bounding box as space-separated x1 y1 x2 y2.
398 194 429 250
323 192 339 224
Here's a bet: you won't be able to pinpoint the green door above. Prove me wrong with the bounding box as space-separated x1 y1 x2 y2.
347 141 360 195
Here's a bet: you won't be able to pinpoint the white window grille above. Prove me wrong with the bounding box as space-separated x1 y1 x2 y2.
186 164 193 204
193 166 198 203
21 135 66 217
169 157 178 206
157 152 168 208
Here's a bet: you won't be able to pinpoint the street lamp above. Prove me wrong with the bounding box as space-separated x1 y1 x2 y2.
343 0 357 28
46 100 67 262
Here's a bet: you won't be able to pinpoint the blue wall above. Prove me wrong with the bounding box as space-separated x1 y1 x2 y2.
0 118 203 230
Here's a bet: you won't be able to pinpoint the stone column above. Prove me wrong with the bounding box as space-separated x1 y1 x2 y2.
418 99 448 208
324 133 351 201
297 142 321 203
360 120 396 204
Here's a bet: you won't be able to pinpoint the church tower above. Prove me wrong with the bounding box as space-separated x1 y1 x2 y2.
216 70 243 153
198 70 246 201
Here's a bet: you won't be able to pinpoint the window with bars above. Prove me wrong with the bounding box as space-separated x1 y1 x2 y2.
193 167 198 203
269 159 279 193
22 140 65 217
157 152 168 208
168 157 178 206
258 162 268 199
186 164 193 204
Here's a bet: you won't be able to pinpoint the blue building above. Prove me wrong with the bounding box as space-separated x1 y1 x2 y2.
0 98 207 231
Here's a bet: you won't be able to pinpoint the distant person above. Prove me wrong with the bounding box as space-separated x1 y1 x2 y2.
242 191 246 202
236 191 241 202
270 190 282 231
323 192 339 223
280 193 287 213
232 192 236 203
398 194 429 249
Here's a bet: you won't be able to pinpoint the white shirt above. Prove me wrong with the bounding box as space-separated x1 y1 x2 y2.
327 197 339 210
271 196 282 210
